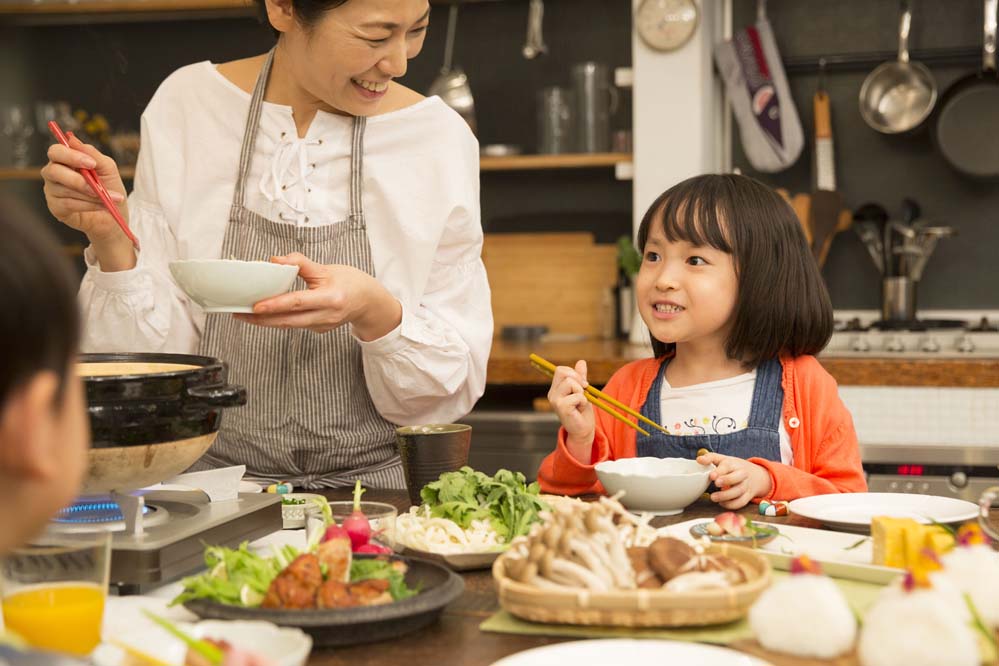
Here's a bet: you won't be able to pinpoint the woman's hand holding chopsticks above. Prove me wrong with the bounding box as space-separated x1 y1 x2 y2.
546 359 596 463
41 132 136 271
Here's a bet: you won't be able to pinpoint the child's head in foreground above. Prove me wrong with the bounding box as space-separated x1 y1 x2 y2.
0 196 87 554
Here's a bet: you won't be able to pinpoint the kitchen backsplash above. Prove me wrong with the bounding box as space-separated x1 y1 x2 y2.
732 0 999 310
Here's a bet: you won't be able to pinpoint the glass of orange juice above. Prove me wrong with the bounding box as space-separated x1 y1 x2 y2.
1 527 111 656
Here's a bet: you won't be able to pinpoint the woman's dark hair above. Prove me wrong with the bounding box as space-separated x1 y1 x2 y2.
0 196 80 407
254 0 349 37
635 173 833 367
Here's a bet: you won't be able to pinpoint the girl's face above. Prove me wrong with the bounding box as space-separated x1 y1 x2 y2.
279 0 430 117
635 217 739 351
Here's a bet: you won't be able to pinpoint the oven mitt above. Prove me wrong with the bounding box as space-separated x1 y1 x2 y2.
714 15 803 172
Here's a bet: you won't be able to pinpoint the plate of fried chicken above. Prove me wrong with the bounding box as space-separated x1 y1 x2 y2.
181 535 463 647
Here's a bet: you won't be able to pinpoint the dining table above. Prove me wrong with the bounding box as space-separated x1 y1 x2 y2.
306 489 999 666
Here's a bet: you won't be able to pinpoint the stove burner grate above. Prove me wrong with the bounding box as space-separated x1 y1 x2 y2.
56 500 153 525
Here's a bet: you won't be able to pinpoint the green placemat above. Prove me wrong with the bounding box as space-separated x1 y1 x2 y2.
480 571 885 645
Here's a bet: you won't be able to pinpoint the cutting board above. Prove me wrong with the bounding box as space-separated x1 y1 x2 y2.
482 233 618 338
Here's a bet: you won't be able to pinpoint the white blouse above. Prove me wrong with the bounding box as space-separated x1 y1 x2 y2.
79 61 493 426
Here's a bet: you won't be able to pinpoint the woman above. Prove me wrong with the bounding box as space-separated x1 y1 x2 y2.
40 0 492 489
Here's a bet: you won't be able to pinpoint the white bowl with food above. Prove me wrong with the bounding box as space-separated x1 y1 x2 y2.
595 457 713 515
169 259 299 313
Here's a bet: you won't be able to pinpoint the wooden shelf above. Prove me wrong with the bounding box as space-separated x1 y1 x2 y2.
0 166 135 181
0 0 252 14
0 0 495 15
0 157 634 182
480 152 631 172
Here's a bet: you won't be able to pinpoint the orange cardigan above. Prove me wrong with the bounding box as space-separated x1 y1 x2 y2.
538 354 867 500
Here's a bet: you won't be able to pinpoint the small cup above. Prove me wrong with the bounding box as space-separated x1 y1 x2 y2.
1 528 111 656
395 423 472 507
304 501 399 552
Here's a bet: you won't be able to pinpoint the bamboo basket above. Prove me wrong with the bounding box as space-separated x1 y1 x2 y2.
492 543 771 627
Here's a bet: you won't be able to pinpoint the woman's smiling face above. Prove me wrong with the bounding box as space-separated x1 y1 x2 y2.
277 0 431 116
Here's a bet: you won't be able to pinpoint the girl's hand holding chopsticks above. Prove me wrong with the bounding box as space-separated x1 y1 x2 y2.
545 359 597 460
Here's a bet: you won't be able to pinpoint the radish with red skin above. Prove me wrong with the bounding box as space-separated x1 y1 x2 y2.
343 479 372 550
322 523 350 544
355 543 391 554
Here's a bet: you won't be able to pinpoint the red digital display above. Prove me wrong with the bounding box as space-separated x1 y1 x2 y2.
896 465 925 476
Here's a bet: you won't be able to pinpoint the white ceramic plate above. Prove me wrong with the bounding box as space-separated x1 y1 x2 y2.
663 518 900 585
239 480 263 493
788 492 979 533
401 545 506 571
489 639 773 666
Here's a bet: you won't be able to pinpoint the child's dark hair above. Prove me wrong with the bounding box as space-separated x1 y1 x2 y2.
253 0 349 37
0 197 80 407
635 173 833 366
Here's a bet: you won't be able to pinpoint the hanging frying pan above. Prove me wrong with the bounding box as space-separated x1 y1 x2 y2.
934 0 999 179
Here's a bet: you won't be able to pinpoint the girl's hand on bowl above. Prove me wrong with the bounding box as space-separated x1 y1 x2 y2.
235 253 401 337
547 360 595 453
696 452 773 510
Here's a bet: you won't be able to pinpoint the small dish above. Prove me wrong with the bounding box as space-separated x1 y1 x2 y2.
168 259 299 313
688 521 780 548
595 457 712 515
303 501 398 550
281 493 324 529
401 545 506 571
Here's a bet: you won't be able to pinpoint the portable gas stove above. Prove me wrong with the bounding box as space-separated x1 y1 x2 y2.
53 489 281 594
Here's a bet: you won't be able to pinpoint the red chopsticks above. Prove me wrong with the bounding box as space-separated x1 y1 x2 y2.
47 120 140 251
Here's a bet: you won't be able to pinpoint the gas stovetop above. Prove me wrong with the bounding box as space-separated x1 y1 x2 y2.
823 313 999 357
53 489 281 594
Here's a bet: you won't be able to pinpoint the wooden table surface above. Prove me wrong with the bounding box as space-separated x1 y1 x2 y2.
309 489 999 666
489 338 999 387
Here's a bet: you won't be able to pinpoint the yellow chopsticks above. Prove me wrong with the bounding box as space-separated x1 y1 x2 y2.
529 353 670 437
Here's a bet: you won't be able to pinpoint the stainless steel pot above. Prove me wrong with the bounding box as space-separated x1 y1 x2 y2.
859 0 937 134
78 353 246 495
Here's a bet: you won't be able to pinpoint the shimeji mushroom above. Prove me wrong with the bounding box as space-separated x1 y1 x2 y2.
503 500 637 590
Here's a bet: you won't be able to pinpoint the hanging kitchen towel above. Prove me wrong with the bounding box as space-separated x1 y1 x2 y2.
714 14 803 172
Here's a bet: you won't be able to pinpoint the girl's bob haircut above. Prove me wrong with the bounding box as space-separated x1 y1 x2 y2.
635 173 833 366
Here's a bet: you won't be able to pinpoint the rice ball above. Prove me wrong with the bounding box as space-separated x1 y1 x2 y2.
858 589 979 666
749 573 856 658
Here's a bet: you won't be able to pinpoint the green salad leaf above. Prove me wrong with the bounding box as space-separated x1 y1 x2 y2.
419 467 549 542
170 542 291 607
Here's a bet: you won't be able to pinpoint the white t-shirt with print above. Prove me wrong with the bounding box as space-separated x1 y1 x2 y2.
660 370 793 464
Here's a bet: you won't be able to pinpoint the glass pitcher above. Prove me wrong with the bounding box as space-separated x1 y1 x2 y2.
979 485 999 542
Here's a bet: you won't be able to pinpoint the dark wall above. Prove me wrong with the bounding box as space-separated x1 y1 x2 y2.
732 0 999 310
2 0 633 255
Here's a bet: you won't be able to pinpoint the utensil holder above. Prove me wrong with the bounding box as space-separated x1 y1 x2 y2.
881 276 917 321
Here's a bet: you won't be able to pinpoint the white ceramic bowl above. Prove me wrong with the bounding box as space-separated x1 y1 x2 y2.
169 259 299 313
595 457 713 515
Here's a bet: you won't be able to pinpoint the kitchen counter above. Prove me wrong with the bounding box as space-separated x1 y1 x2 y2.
308 489 999 666
488 339 999 387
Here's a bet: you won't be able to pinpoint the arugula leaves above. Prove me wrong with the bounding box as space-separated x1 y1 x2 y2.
419 467 549 542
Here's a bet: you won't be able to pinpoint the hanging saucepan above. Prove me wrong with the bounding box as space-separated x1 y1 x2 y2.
78 352 246 495
427 3 476 133
934 0 999 179
859 0 937 134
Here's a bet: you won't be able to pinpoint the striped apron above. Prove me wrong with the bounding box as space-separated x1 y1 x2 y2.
194 50 403 489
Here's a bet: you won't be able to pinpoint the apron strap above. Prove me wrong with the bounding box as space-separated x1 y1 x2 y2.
233 48 276 210
747 357 784 430
349 115 366 221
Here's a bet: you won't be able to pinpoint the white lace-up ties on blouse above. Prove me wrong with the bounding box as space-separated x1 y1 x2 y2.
77 61 492 430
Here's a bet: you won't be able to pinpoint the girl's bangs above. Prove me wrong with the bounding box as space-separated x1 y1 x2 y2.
655 183 733 253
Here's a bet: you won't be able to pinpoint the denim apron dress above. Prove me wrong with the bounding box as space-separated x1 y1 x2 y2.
636 357 784 464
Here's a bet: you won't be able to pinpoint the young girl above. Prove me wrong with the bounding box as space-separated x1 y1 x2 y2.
538 174 866 508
